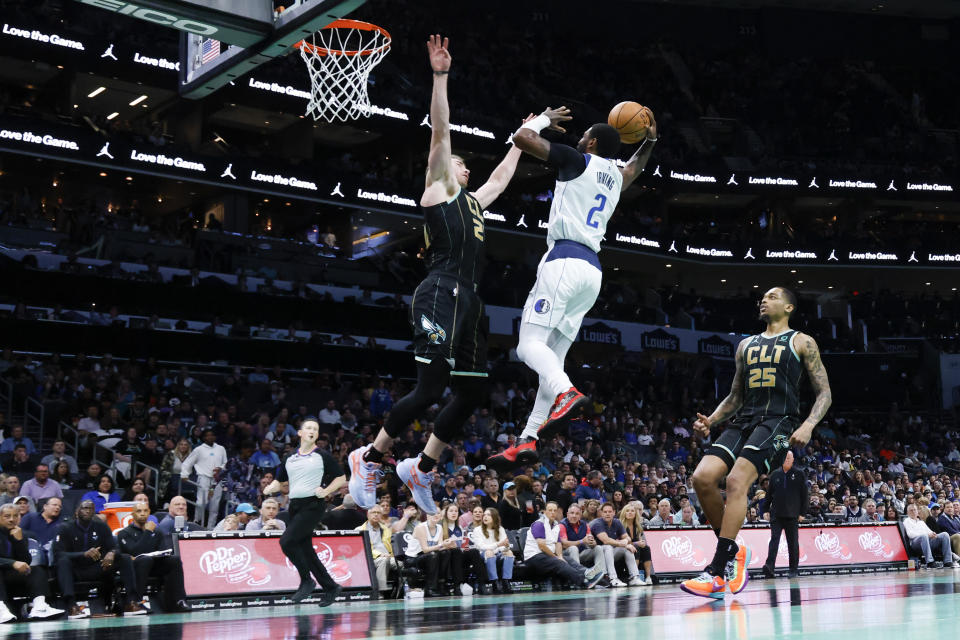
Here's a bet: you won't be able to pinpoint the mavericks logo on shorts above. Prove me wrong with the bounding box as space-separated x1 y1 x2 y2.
534 298 551 314
420 315 447 345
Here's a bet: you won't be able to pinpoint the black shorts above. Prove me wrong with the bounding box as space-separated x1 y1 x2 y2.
410 272 488 376
706 415 797 475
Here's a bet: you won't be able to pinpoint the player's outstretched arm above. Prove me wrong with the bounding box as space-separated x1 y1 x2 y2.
791 333 832 447
619 108 658 191
692 337 748 438
472 115 534 209
424 35 455 191
511 106 573 161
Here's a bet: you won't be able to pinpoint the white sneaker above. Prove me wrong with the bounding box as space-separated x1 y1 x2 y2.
68 603 91 619
460 583 474 596
141 595 151 611
28 598 64 619
610 578 628 588
405 588 425 599
952 561 960 569
584 564 605 589
0 604 15 624
644 576 654 586
628 576 645 586
397 456 438 514
348 445 383 509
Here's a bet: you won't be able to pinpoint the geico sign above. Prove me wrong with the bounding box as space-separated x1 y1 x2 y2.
77 0 218 36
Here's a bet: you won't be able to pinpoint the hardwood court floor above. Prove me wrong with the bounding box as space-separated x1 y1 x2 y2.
3 570 960 640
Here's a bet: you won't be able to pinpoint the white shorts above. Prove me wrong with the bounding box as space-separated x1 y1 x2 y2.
521 252 602 342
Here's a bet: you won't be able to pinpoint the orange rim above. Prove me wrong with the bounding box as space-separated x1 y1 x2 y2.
294 19 391 57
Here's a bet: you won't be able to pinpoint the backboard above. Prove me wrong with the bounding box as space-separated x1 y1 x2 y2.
180 0 367 99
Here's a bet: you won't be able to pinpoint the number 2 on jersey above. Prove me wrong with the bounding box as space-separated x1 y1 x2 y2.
586 194 606 229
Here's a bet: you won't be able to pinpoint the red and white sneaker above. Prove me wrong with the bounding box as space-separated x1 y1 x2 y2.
486 440 539 472
536 387 590 440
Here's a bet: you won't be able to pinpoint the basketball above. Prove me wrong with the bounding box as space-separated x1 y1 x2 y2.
608 101 651 144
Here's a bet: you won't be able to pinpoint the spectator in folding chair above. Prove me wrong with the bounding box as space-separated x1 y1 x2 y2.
468 508 514 594
355 504 396 596
522 502 605 590
0 503 63 622
439 501 482 595
117 502 190 613
560 503 605 574
53 499 144 619
590 502 645 586
405 510 448 597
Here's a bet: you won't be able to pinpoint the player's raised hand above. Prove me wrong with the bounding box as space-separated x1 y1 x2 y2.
693 412 712 438
541 106 572 133
427 34 451 73
643 107 658 141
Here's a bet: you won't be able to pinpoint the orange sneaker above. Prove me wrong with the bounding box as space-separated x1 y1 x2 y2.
726 544 751 594
680 571 726 599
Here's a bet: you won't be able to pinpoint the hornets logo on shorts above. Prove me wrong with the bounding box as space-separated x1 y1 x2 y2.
534 299 551 314
770 433 791 468
420 315 447 345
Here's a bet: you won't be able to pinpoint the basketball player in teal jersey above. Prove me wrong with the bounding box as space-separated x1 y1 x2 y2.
681 287 832 599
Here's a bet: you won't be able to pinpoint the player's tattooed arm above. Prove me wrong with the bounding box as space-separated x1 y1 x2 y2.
619 108 658 190
798 333 832 429
693 338 747 437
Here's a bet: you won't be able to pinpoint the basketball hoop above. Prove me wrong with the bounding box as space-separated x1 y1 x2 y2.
294 19 391 123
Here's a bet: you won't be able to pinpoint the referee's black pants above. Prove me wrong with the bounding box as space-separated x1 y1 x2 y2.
280 497 338 591
764 516 800 573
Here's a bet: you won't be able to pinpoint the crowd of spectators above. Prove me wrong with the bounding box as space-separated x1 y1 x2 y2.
0 341 957 613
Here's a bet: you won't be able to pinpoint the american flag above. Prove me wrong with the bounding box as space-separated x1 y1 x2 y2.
200 38 220 64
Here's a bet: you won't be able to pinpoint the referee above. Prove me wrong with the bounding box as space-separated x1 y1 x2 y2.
762 450 808 578
264 419 346 605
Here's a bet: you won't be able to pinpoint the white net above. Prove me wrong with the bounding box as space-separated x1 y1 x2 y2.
298 20 391 123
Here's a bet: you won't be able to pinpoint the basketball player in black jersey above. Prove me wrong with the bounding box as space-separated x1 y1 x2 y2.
681 287 832 599
348 34 528 514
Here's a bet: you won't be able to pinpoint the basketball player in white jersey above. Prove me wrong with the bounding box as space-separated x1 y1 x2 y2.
487 106 658 471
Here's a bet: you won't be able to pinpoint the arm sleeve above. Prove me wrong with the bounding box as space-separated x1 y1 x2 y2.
530 521 546 540
468 528 487 550
276 458 289 483
10 537 30 563
116 529 130 554
547 143 588 182
98 524 117 553
319 450 344 485
180 449 198 477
